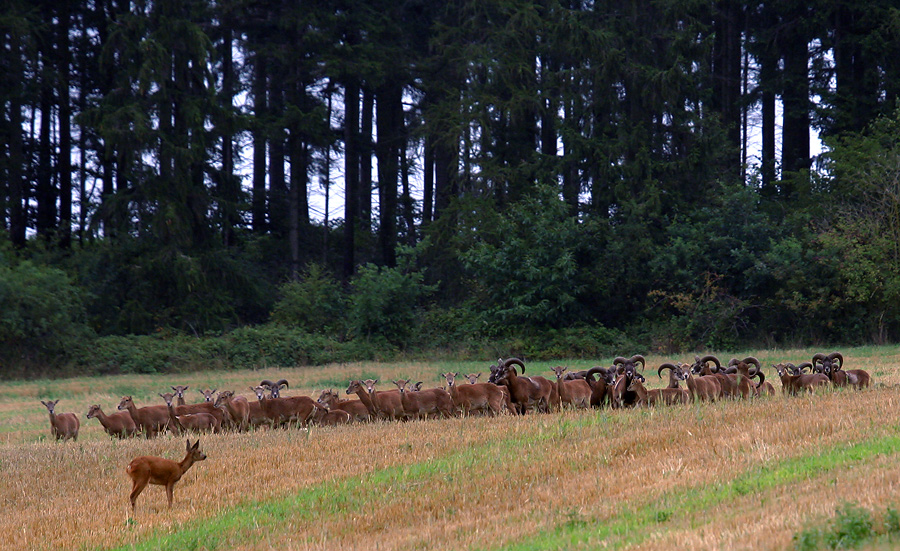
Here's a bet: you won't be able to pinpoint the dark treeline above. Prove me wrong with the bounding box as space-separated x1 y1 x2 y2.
3 0 900 374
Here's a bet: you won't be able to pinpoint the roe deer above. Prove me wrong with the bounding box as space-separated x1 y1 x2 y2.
126 439 207 512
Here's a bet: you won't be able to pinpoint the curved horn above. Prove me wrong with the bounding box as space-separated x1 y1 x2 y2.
828 352 844 369
612 356 627 366
657 363 677 378
585 366 608 383
259 379 276 388
796 361 813 373
699 355 722 369
274 379 289 388
743 357 761 375
753 370 766 388
630 355 646 371
503 358 526 374
811 353 827 366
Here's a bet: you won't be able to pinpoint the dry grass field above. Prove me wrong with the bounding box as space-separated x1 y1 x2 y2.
2 347 900 551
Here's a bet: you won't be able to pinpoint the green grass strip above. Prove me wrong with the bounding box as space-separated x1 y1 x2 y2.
104 429 548 551
490 434 900 551
105 420 900 551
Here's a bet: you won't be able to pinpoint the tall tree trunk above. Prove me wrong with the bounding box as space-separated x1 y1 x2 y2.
832 3 878 135
57 1 72 248
755 3 779 196
269 79 288 238
252 53 267 232
376 83 402 267
36 55 55 239
288 136 302 279
220 20 237 246
422 133 434 226
98 0 116 236
781 30 810 188
288 86 310 278
400 139 416 245
8 30 26 247
712 0 743 180
343 79 360 278
360 86 374 229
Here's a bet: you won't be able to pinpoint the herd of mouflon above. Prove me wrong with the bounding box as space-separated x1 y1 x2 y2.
36 352 869 512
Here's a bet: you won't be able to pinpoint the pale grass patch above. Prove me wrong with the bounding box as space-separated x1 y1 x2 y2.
1 348 899 550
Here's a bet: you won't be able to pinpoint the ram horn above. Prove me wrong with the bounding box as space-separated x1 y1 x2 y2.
274 379 289 389
630 355 646 371
742 357 761 376
259 379 276 388
828 352 844 369
699 355 722 370
811 353 828 367
796 362 813 373
503 357 526 374
584 366 608 383
753 370 767 388
658 363 678 378
612 356 627 366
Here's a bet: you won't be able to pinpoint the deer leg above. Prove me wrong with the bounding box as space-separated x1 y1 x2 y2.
130 477 149 511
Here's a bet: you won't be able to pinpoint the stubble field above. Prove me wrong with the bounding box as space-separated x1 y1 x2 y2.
2 347 900 551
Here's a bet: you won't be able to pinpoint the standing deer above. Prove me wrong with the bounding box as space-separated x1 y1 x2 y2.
214 390 251 431
550 366 592 409
441 372 505 416
393 379 454 419
41 400 79 442
171 385 190 406
126 439 206 512
117 396 171 438
86 404 137 439
198 389 217 403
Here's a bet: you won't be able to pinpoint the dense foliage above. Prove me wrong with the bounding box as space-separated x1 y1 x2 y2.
2 0 900 376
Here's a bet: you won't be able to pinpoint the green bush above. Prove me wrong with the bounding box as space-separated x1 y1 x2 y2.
0 260 93 371
65 324 406 376
792 502 894 551
347 263 434 346
270 264 346 334
825 503 873 549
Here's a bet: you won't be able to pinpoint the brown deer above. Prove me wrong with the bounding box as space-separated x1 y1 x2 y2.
198 389 217 403
316 389 371 422
773 363 830 395
86 404 137 439
126 439 206 512
41 400 79 442
161 393 220 434
676 363 721 402
345 380 379 419
171 385 190 406
117 396 171 438
362 379 406 420
214 390 251 431
252 383 318 428
627 376 689 407
550 366 592 409
393 379 454 419
490 358 554 414
310 402 352 426
441 372 505 416
463 373 516 413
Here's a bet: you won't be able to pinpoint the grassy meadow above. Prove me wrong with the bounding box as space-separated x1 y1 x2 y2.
2 347 900 550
